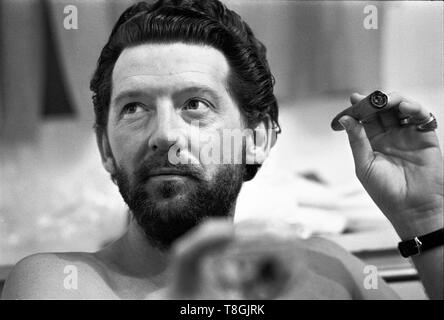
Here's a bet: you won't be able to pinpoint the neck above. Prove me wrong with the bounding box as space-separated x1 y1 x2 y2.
100 202 238 279
105 216 170 279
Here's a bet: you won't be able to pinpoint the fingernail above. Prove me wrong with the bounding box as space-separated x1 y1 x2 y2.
338 116 349 130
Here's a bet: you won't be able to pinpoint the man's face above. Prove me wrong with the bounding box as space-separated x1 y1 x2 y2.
104 43 246 249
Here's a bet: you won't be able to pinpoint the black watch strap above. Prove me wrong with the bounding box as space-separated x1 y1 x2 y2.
398 228 444 258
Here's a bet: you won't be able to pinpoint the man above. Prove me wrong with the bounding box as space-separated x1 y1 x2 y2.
2 0 443 299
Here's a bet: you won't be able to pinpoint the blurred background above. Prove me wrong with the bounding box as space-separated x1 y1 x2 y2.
0 0 442 286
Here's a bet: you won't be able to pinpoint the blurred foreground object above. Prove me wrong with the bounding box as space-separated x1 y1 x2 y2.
201 221 308 299
161 219 360 300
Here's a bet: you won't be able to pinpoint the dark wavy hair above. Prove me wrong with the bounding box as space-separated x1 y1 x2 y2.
90 0 280 181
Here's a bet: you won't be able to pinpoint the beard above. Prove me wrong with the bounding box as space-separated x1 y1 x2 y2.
112 156 245 250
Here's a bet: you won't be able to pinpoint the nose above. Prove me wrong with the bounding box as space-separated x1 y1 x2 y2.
148 99 183 154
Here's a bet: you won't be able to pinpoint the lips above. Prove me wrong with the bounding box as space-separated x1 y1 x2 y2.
135 163 204 184
145 169 194 179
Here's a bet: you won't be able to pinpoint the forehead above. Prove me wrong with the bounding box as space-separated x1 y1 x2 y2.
112 43 231 95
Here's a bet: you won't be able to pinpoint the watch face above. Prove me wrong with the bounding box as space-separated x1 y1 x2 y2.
370 90 388 109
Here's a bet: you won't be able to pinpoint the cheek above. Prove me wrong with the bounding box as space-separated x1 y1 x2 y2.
195 127 245 172
108 127 146 172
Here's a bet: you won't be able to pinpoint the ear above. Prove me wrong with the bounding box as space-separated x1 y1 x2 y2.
245 116 277 165
96 130 116 176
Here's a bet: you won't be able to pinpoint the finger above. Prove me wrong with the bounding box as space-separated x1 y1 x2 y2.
386 91 417 119
350 93 366 105
332 93 372 131
362 115 385 139
398 100 430 123
171 219 234 297
378 109 401 129
387 91 405 108
338 116 374 177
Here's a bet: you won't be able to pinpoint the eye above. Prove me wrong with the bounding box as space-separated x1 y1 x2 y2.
121 102 145 118
182 98 212 112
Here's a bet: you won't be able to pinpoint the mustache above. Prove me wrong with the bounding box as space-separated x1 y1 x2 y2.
134 156 205 184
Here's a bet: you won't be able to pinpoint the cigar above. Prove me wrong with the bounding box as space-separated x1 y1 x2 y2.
331 90 390 131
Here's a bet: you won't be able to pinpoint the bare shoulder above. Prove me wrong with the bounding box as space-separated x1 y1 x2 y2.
1 252 115 300
303 236 353 256
301 236 400 299
302 236 367 265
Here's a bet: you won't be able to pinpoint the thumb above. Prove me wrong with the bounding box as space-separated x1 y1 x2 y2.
339 116 374 177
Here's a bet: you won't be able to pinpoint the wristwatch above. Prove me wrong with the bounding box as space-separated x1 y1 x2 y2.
398 229 444 258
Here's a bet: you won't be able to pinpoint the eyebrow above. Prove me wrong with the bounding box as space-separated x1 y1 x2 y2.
112 85 223 107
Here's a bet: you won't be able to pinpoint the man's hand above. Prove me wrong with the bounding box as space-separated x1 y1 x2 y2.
340 92 443 239
339 92 443 299
147 219 402 300
147 219 322 300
